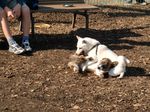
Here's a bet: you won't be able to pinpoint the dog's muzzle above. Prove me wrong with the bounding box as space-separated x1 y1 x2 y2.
97 65 103 70
76 50 85 56
98 65 108 71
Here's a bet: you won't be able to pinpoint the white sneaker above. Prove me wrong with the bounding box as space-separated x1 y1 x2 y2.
22 41 32 52
9 43 25 55
140 2 147 5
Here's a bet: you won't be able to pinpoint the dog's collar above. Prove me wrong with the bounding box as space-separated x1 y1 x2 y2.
87 43 100 55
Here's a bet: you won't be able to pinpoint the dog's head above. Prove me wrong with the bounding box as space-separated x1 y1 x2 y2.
97 58 118 72
75 36 100 55
95 58 118 77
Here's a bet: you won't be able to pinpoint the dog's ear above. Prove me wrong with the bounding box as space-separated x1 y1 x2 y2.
76 35 81 40
112 61 118 67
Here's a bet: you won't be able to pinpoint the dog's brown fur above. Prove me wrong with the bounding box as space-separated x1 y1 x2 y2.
99 58 118 72
97 58 118 78
68 54 87 73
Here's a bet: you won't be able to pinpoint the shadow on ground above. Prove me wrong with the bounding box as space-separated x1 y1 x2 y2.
30 25 149 51
126 66 149 77
1 24 149 52
96 5 150 17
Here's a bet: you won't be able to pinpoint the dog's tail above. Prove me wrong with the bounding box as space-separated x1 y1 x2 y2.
118 55 130 64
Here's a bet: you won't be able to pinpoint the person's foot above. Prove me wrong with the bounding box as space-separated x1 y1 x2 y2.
140 2 147 5
124 3 132 5
124 1 133 5
9 43 25 55
22 41 32 52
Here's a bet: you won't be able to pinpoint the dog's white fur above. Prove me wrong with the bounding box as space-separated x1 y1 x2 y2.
75 36 130 78
76 36 118 62
75 36 119 72
108 56 130 79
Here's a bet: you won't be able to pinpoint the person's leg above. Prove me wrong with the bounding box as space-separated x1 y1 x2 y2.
1 9 24 54
21 4 32 51
1 9 13 41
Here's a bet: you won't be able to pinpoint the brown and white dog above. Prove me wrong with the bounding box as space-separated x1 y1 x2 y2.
95 56 130 79
95 58 118 78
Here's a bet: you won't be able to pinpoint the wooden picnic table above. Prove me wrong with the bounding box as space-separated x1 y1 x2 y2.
30 1 98 37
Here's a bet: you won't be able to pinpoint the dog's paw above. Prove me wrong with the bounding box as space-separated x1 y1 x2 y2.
82 66 87 72
97 74 105 78
85 56 93 61
68 62 73 68
73 66 80 73
99 74 105 78
94 71 104 78
117 73 124 79
117 76 124 79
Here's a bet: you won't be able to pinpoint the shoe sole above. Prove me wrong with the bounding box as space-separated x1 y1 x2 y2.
9 49 25 55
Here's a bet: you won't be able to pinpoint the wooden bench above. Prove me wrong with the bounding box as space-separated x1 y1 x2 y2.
30 0 98 37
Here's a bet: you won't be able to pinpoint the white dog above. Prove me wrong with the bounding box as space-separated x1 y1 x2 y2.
108 56 130 79
76 36 118 62
75 36 119 72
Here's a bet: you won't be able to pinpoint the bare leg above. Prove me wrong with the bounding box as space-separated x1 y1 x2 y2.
21 4 31 36
21 4 32 52
1 10 12 40
1 8 25 54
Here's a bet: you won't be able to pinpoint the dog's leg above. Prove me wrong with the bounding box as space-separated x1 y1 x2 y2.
81 60 97 72
85 56 94 61
117 72 124 79
82 65 87 72
94 71 104 78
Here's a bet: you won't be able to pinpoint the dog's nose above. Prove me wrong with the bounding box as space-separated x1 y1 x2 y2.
75 51 85 56
75 52 79 56
97 66 102 70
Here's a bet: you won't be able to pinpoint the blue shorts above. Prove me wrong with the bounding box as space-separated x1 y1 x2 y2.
7 0 18 9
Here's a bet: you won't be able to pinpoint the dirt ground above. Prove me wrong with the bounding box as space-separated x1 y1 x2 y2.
0 4 150 112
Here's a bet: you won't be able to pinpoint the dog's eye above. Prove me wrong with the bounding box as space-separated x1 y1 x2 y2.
97 66 101 69
102 65 107 69
78 47 82 50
